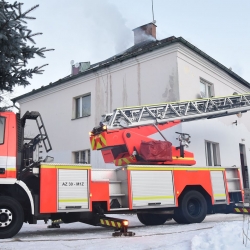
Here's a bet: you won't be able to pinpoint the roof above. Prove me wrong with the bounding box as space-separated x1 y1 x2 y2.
12 36 250 103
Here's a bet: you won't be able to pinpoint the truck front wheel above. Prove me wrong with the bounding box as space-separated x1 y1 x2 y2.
137 213 171 225
0 196 24 239
174 190 207 224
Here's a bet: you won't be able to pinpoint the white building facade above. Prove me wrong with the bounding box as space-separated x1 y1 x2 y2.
13 23 250 187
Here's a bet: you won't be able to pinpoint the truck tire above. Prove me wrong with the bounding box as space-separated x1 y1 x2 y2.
172 209 188 224
0 196 24 239
137 213 171 225
176 190 207 224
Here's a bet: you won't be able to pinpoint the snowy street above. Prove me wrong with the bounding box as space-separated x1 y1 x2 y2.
1 214 249 250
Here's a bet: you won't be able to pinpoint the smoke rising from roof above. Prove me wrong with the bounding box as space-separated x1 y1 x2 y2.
82 0 133 55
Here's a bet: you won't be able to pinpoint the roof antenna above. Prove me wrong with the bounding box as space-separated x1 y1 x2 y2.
151 0 156 24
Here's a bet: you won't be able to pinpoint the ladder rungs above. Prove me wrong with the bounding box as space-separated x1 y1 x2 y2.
106 93 250 130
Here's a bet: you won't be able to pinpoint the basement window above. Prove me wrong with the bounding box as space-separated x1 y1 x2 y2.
0 116 5 144
200 79 214 98
74 149 91 164
205 141 221 166
74 94 91 119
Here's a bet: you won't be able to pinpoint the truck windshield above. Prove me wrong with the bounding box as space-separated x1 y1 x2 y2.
0 116 5 144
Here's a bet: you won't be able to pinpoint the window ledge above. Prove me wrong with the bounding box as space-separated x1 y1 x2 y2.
71 115 91 121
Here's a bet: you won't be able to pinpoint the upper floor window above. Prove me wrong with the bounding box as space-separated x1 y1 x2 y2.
74 149 91 164
200 79 214 98
74 94 91 119
0 116 5 144
205 141 221 166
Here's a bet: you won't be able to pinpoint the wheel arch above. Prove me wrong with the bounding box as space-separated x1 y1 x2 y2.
178 185 213 214
0 180 34 216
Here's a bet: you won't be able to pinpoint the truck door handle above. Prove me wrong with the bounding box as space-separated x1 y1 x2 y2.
0 168 5 174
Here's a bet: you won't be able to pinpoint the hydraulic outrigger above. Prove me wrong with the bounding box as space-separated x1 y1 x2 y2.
47 215 135 236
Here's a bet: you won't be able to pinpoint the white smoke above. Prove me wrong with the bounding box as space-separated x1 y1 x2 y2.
81 0 133 55
138 29 157 42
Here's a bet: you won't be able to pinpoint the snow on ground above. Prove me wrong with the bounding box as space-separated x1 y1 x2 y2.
0 214 249 250
192 220 250 250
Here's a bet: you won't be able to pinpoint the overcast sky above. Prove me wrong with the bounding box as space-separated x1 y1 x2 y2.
12 0 250 98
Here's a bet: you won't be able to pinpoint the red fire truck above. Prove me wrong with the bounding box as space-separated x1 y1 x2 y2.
1 93 250 239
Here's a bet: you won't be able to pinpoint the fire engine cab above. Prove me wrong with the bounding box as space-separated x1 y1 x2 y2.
0 93 250 239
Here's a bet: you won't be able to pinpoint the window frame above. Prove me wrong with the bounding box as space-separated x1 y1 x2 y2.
205 140 221 166
73 93 91 119
0 116 6 145
200 78 214 98
73 149 91 164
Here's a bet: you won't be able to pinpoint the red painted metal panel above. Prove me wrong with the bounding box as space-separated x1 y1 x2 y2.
90 180 110 210
90 122 180 151
8 112 17 157
0 113 8 174
127 170 132 210
94 127 196 166
0 112 17 179
88 170 92 211
173 170 214 205
40 168 57 213
0 113 9 160
7 113 17 178
101 150 114 163
0 112 17 156
6 170 16 178
223 171 230 204
237 169 244 202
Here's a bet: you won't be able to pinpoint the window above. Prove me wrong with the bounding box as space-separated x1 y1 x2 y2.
74 94 91 119
0 116 5 144
74 149 91 164
200 79 214 98
205 141 221 166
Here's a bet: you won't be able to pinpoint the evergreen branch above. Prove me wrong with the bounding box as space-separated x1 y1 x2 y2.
21 4 39 17
27 36 35 44
0 1 53 92
22 16 36 20
19 18 27 24
18 2 21 16
29 32 42 37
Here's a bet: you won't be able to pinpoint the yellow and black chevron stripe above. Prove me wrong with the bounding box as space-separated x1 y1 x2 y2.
234 207 250 213
100 219 123 228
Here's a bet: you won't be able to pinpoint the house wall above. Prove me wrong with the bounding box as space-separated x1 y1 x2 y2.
18 45 179 168
174 44 250 170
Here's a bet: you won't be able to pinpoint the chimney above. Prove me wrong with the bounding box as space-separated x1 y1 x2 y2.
71 62 90 76
133 22 157 45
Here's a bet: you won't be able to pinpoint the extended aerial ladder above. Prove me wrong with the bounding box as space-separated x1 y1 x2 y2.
90 93 250 166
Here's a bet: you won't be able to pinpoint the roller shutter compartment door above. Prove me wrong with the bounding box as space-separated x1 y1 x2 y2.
210 171 227 203
58 169 88 210
131 170 175 208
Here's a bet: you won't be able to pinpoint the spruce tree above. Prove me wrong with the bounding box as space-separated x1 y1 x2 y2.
0 1 53 102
